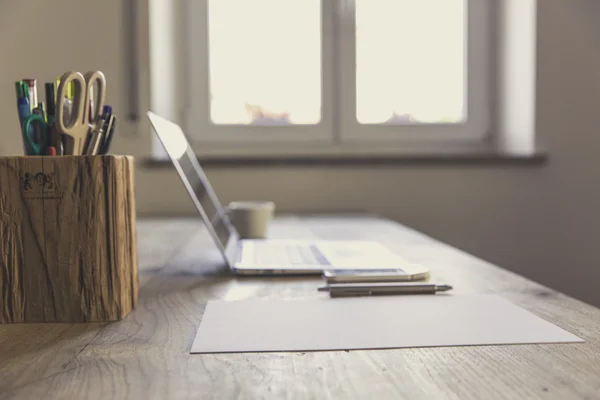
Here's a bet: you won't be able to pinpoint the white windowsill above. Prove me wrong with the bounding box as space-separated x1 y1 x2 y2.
146 138 547 166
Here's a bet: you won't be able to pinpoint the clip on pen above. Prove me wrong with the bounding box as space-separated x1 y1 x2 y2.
97 105 114 154
22 78 38 110
85 110 110 155
98 114 116 155
86 120 107 155
84 107 107 154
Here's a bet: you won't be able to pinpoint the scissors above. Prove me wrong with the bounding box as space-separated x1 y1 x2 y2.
55 71 106 155
21 112 50 155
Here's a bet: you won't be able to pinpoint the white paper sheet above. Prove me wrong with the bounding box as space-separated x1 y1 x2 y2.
191 294 583 354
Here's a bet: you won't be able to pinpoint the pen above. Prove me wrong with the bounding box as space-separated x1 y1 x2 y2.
34 101 47 123
45 82 56 123
318 282 453 297
99 114 116 154
86 115 108 155
23 78 37 110
45 82 62 155
48 125 63 156
15 82 31 155
15 82 31 122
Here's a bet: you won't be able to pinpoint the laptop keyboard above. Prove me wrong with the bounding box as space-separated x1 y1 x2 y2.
249 242 330 266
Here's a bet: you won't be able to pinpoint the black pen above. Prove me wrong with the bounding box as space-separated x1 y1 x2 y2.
45 82 63 155
45 82 56 122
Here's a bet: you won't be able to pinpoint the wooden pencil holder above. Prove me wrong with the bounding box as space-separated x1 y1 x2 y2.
0 155 138 323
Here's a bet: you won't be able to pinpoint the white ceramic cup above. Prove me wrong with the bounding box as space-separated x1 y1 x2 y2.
226 201 275 239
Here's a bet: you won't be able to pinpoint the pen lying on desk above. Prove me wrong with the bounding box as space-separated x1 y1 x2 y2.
318 282 453 297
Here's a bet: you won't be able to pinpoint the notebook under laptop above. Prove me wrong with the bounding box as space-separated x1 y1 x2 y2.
147 111 429 278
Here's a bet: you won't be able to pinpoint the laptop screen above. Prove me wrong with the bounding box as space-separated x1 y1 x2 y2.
147 111 239 266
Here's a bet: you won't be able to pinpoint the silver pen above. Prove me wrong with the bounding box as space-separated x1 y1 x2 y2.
318 282 453 297
85 120 106 155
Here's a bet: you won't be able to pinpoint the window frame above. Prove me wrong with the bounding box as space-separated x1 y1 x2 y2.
339 0 491 142
186 0 335 144
183 0 492 150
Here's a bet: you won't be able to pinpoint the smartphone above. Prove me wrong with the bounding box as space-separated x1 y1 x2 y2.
323 266 430 284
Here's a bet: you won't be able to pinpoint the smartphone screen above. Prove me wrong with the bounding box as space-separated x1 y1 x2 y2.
323 269 410 284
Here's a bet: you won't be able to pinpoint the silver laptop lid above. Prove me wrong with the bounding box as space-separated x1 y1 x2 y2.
147 111 239 267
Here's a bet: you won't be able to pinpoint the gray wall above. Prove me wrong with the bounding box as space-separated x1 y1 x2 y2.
1 0 599 307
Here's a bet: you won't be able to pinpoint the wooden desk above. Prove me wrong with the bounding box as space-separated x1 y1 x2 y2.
1 215 599 399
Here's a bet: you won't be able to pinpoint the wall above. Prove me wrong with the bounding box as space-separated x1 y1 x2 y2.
1 1 599 307
0 0 150 156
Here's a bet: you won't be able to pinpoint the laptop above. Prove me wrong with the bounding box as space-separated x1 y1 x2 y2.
147 111 429 278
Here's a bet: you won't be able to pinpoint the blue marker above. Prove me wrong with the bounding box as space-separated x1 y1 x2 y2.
15 82 31 122
15 81 32 154
102 104 113 118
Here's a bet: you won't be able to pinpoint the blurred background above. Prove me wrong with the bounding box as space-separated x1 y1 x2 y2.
1 0 600 309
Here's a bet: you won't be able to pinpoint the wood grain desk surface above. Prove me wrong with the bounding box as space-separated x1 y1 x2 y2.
1 215 599 400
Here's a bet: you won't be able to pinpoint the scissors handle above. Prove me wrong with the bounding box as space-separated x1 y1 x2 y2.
55 70 107 155
56 72 87 132
56 72 88 155
22 114 49 155
84 70 106 124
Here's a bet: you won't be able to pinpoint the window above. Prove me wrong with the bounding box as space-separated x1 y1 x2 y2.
208 0 322 126
185 0 491 154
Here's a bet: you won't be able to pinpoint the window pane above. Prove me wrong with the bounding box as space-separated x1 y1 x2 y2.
208 0 321 125
356 0 466 125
